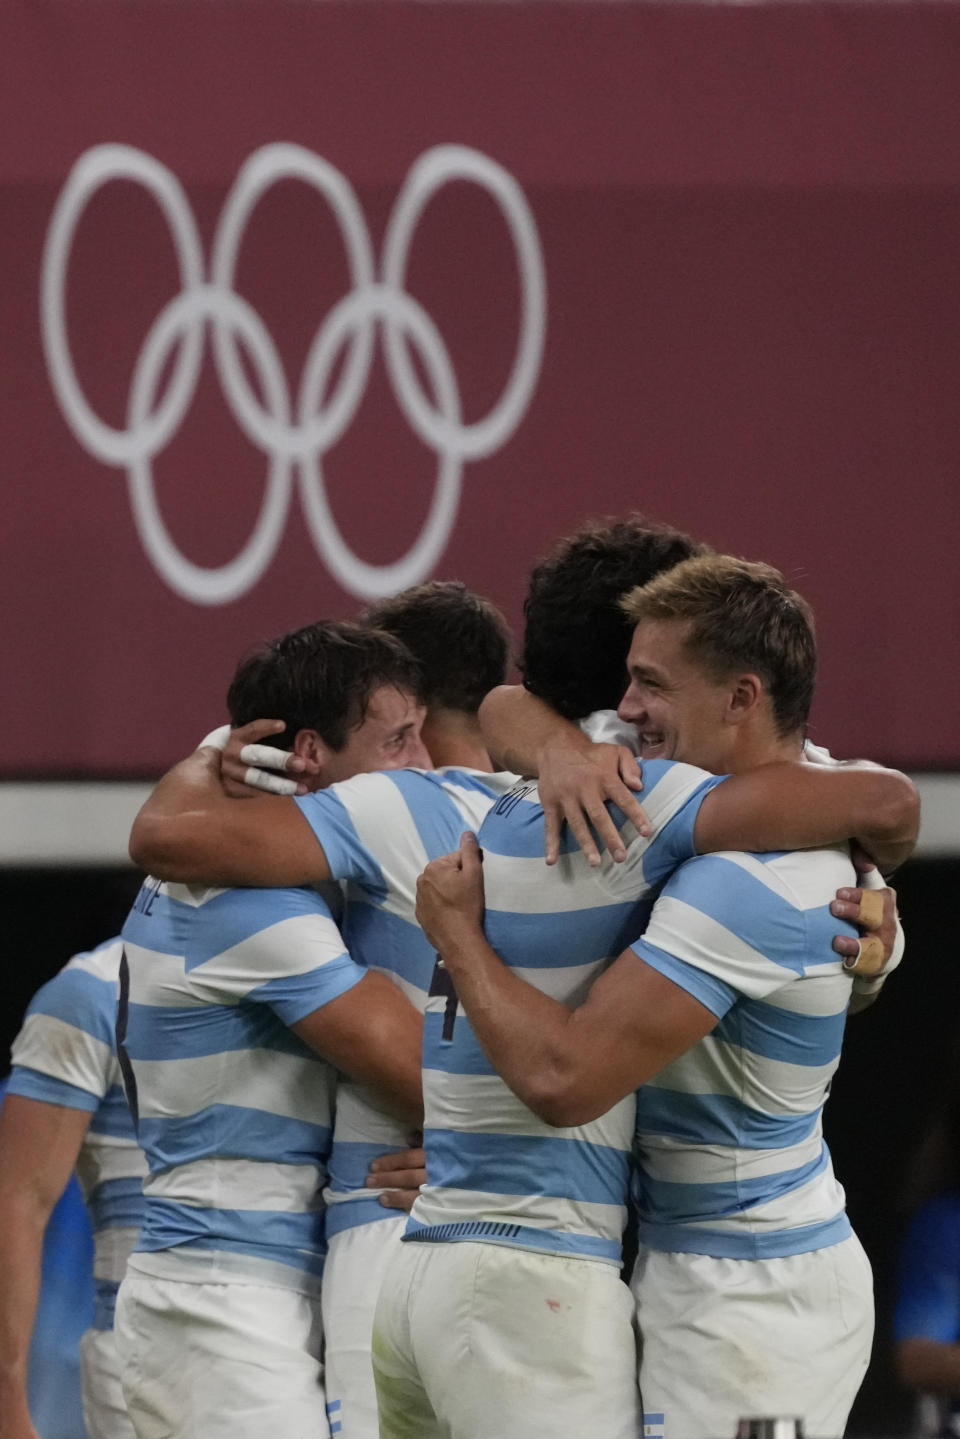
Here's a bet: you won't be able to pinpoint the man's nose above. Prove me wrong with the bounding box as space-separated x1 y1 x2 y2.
407 735 433 769
617 687 643 724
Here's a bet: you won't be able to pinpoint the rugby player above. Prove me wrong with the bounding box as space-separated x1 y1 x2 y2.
412 554 917 1438
113 620 430 1439
0 938 146 1439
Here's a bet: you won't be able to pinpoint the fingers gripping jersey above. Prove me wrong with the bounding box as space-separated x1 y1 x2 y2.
631 845 860 1259
7 937 147 1329
294 767 515 1237
405 758 725 1264
120 879 365 1284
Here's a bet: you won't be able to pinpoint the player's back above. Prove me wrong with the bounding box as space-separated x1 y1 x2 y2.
407 758 724 1265
120 875 357 1286
8 936 147 1328
632 843 858 1259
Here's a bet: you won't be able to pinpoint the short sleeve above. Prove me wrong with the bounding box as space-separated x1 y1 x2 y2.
295 776 396 895
8 963 119 1103
183 885 367 1026
630 851 807 1015
603 760 728 903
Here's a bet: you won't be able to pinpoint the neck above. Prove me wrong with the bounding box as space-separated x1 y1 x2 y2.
722 725 806 775
422 709 493 771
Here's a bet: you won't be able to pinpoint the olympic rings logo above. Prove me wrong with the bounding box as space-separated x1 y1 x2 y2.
41 143 546 604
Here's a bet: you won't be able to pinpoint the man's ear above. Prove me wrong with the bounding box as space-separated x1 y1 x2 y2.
292 729 333 768
726 673 764 726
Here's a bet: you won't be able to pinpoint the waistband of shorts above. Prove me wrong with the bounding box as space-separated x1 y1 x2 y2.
126 1246 324 1296
402 1216 621 1265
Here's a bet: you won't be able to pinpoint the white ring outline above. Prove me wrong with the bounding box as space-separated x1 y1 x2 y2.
210 143 377 460
128 285 294 605
41 143 546 603
382 144 546 461
41 145 205 467
298 284 462 598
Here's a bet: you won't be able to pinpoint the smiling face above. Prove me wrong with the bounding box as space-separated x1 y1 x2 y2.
617 618 739 775
318 683 430 783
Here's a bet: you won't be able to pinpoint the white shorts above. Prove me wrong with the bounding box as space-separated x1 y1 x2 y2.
632 1235 875 1439
79 1328 136 1439
372 1239 641 1439
115 1260 329 1439
322 1215 406 1439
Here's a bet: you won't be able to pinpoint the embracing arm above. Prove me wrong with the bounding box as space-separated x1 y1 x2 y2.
415 833 715 1126
130 732 330 886
0 1096 92 1439
479 687 918 873
292 973 423 1126
694 760 919 875
479 685 650 863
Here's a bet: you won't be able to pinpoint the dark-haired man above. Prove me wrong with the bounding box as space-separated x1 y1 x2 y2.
113 620 430 1439
129 523 911 1439
363 581 511 770
413 556 916 1439
129 586 515 1439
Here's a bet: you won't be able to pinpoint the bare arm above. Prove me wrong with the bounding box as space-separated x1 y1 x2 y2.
0 1096 92 1439
130 728 330 886
479 686 919 873
292 972 423 1125
694 760 919 875
479 686 650 864
415 834 716 1127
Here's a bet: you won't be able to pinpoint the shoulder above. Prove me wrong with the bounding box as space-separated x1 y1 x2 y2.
656 850 810 946
26 936 125 1019
636 759 727 833
754 844 856 909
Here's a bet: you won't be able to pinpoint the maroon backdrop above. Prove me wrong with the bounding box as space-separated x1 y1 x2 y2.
3 1 959 776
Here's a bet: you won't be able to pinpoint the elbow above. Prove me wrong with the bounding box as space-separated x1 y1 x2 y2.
129 813 182 879
521 1068 604 1129
875 773 921 844
129 812 157 872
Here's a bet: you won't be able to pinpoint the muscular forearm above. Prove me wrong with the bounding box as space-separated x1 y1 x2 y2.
696 761 919 874
130 748 326 886
439 927 586 1125
478 686 585 777
0 1191 49 1429
293 975 424 1126
896 1337 960 1394
130 747 232 877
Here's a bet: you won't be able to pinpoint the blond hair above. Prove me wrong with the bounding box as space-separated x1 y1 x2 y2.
621 555 816 737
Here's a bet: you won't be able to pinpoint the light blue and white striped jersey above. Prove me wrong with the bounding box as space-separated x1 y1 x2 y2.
631 843 859 1259
7 937 146 1330
294 767 515 1237
405 758 726 1265
120 876 365 1287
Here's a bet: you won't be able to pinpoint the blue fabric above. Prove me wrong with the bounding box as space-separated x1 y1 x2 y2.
6 1067 100 1113
123 882 339 970
895 1194 960 1344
